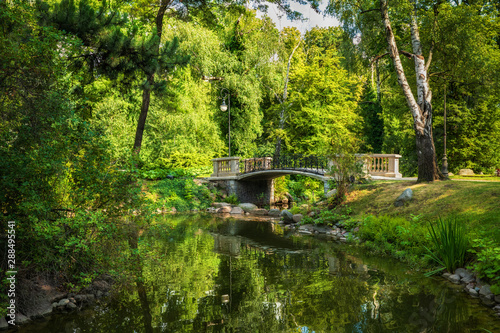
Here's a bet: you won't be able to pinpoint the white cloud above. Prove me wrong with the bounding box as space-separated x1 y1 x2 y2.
256 2 340 34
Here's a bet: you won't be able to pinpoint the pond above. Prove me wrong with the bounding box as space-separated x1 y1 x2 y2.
15 215 500 332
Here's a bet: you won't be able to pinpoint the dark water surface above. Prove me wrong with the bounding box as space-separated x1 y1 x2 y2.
15 215 500 332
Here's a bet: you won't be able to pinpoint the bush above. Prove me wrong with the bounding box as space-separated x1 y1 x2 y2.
469 238 500 292
224 194 239 205
151 178 213 212
358 215 429 262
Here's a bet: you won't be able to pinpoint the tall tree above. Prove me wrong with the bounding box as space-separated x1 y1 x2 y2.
327 0 445 181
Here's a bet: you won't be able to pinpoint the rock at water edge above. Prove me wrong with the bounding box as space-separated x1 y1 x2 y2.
292 214 303 223
230 207 244 214
447 274 461 284
268 209 281 217
281 210 294 223
238 203 258 212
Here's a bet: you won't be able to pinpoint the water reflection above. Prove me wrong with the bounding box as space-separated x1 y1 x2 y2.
15 216 500 332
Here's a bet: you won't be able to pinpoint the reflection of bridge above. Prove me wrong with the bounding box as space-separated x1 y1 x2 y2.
207 154 402 205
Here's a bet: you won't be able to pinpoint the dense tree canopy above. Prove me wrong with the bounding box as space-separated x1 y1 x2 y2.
1 0 499 312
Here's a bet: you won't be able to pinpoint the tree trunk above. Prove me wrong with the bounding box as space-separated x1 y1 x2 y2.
380 0 442 182
133 73 154 153
274 41 300 158
133 0 171 154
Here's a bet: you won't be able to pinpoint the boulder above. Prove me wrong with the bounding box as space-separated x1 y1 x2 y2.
230 207 244 215
459 169 474 176
479 285 493 298
480 295 497 307
461 276 475 284
238 203 258 212
298 224 314 233
325 189 337 198
394 188 413 207
292 214 303 223
281 210 294 223
66 302 77 310
213 202 231 209
268 209 281 217
308 211 316 218
0 317 7 329
455 268 474 280
75 295 87 303
447 274 461 284
217 206 232 213
468 288 479 297
15 313 30 325
58 299 70 307
252 209 269 216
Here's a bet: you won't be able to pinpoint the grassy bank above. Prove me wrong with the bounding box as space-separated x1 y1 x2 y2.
338 180 500 291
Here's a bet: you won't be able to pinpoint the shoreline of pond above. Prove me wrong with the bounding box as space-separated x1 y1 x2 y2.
4 212 500 331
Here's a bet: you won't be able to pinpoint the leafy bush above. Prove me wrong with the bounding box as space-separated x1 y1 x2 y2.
139 166 213 180
358 215 429 262
151 178 213 212
425 217 469 274
469 238 500 293
224 194 239 205
289 206 303 215
288 180 306 201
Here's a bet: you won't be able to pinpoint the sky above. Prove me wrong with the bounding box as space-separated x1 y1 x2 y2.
256 2 340 33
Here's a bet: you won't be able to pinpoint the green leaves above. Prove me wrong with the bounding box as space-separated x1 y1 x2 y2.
425 217 469 275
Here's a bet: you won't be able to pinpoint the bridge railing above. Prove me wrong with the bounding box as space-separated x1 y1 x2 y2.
211 154 402 178
211 157 240 177
241 154 329 175
361 154 402 178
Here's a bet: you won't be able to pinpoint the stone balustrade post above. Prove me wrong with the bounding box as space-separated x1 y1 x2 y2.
211 157 241 177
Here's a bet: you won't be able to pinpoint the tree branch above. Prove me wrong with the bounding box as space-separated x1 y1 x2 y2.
360 8 380 14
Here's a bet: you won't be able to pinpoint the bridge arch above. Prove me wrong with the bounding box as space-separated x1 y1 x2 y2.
208 154 402 205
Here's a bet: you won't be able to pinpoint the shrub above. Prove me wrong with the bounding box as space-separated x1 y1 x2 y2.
224 194 239 205
358 215 429 261
469 238 500 293
425 217 469 274
152 178 213 212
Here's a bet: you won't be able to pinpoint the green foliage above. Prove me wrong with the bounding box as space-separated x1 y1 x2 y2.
469 238 500 293
325 136 364 203
151 178 213 212
310 207 354 227
359 84 384 153
358 215 430 263
223 194 239 205
0 0 141 298
287 180 306 201
425 217 470 275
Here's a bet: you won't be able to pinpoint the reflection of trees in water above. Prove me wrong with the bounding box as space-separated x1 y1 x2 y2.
54 217 494 332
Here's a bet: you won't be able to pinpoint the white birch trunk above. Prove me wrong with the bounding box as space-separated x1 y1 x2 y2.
380 0 441 181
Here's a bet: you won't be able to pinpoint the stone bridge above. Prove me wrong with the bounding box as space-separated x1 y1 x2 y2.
207 154 401 205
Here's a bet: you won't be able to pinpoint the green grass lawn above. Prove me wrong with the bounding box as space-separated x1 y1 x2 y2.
347 180 500 244
450 174 500 181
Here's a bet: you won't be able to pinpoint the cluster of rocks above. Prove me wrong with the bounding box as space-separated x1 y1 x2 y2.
278 209 359 242
51 292 106 312
205 202 282 217
0 279 112 329
443 268 500 317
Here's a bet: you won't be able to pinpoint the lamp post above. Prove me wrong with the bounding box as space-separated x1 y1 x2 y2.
220 88 231 157
442 83 449 179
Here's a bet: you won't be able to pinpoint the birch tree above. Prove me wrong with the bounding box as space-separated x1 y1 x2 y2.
328 0 444 181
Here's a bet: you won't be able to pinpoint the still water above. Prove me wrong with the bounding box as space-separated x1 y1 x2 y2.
17 215 500 332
